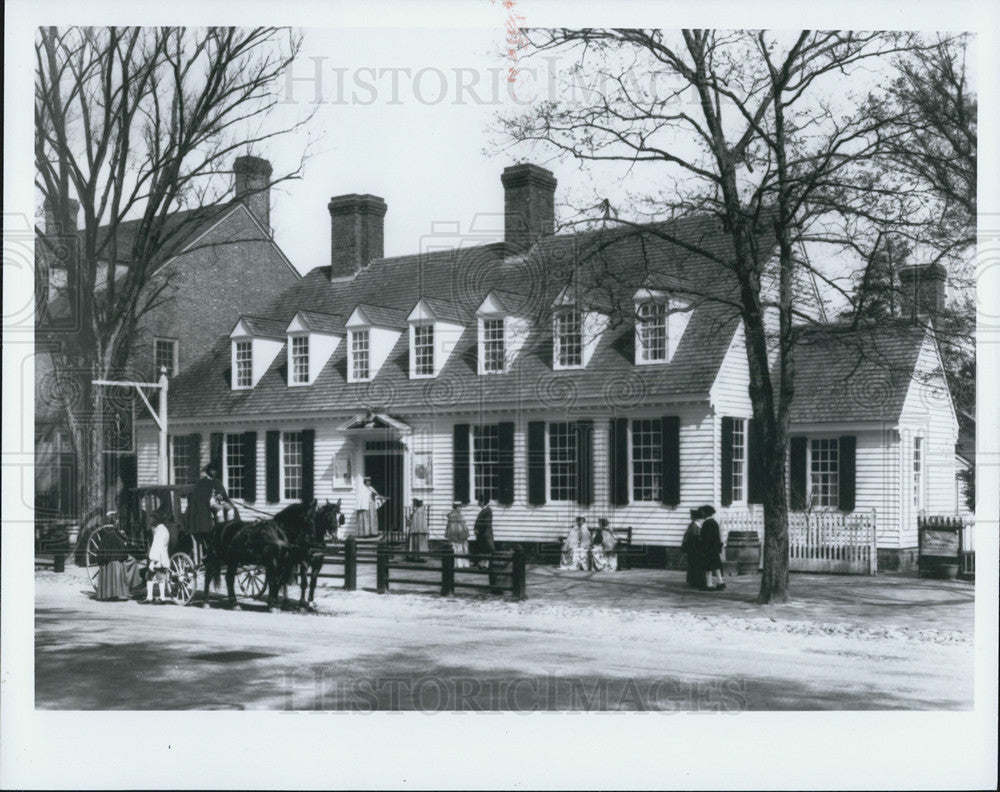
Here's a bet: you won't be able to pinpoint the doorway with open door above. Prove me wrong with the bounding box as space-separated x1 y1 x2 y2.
363 440 404 543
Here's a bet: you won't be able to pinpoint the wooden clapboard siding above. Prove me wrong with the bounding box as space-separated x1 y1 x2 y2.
136 425 159 485
709 324 752 417
854 428 900 549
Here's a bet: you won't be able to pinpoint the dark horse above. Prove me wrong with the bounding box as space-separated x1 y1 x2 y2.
202 503 316 611
279 500 341 611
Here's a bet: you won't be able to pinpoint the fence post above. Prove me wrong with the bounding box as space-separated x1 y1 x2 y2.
440 543 455 597
869 509 878 575
376 542 390 594
344 536 357 591
512 544 527 601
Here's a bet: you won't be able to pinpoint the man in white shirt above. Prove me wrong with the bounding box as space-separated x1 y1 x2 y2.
355 476 384 537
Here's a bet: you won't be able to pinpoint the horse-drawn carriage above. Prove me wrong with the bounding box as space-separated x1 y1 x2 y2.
85 485 266 605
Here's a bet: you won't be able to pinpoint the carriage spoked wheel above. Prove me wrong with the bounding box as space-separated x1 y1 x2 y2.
170 552 198 606
237 565 267 599
85 525 116 590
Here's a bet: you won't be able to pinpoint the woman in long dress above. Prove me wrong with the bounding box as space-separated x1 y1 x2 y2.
94 526 130 601
559 517 591 570
406 498 430 561
681 507 704 587
444 501 470 568
589 518 619 572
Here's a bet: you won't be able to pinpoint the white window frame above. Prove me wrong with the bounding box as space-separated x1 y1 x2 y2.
224 433 246 499
913 436 924 510
412 323 435 378
471 424 500 503
290 335 310 385
154 337 179 378
630 418 662 503
553 308 583 369
170 435 193 486
350 329 371 382
808 437 840 508
234 340 252 389
636 301 667 364
282 430 304 501
480 317 506 374
547 422 577 503
731 418 747 504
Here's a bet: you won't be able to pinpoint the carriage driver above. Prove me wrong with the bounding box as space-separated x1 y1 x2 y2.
187 461 234 565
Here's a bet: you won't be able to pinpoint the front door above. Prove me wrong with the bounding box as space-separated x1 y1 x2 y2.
364 451 404 541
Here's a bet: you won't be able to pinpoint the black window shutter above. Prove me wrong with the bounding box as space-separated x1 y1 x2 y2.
265 431 280 503
747 419 764 505
527 421 547 506
242 431 257 502
661 416 680 506
453 424 470 504
187 433 202 482
789 436 808 510
720 416 734 507
609 418 630 506
576 420 594 507
838 435 856 512
497 422 515 505
210 433 223 469
302 429 315 502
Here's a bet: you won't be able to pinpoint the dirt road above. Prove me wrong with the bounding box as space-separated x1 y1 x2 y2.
35 566 973 710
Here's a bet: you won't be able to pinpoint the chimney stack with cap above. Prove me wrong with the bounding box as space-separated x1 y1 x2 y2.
233 155 273 231
898 262 946 319
501 163 557 251
328 194 388 280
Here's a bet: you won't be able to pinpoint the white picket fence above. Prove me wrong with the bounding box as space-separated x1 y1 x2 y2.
722 509 878 575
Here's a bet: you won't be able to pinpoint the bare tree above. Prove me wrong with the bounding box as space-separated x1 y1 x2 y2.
498 29 967 602
35 26 313 531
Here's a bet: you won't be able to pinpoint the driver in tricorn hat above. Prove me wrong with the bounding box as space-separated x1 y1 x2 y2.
187 461 234 564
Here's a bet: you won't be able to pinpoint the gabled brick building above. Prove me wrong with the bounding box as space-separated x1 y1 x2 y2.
135 163 960 569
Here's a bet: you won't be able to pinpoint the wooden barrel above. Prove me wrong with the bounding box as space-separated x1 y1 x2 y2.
725 531 761 575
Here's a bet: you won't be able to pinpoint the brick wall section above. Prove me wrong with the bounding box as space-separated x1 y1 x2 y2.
129 205 299 381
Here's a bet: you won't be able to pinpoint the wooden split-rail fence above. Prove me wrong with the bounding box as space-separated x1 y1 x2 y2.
318 538 528 599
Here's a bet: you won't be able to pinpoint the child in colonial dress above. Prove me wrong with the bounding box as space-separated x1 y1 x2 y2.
589 517 619 572
559 517 591 570
145 511 172 603
444 501 470 568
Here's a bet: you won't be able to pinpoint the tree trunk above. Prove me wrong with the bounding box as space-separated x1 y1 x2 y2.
758 448 790 603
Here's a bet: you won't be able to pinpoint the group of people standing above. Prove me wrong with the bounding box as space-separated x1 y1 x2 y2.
441 498 495 568
559 516 620 572
681 505 726 591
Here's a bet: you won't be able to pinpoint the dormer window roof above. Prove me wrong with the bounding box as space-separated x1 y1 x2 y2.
405 297 466 379
346 304 408 330
550 287 607 371
632 288 691 365
345 304 407 383
474 290 531 375
285 310 345 386
229 316 287 389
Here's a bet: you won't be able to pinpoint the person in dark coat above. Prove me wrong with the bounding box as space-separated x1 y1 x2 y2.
187 462 232 564
681 507 704 588
699 505 725 591
472 497 495 569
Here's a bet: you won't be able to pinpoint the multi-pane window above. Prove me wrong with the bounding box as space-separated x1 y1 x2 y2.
225 433 245 499
351 330 370 380
637 302 667 362
171 435 193 486
472 424 500 502
235 340 252 388
913 436 923 509
482 318 505 373
810 438 839 507
154 338 178 377
283 431 303 500
631 419 662 502
413 324 434 376
731 419 746 503
548 422 577 501
291 336 309 384
554 309 583 368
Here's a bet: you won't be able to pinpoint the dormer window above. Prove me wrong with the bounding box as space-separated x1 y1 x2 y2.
554 308 583 368
637 301 667 362
351 330 371 381
413 324 434 376
235 340 252 387
290 336 309 384
482 318 505 373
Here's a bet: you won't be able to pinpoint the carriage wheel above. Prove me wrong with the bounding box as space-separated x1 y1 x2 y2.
237 565 267 599
170 552 198 606
85 526 115 590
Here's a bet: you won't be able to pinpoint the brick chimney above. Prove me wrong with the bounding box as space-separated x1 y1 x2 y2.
501 163 557 251
898 262 946 318
233 155 273 230
327 194 387 280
